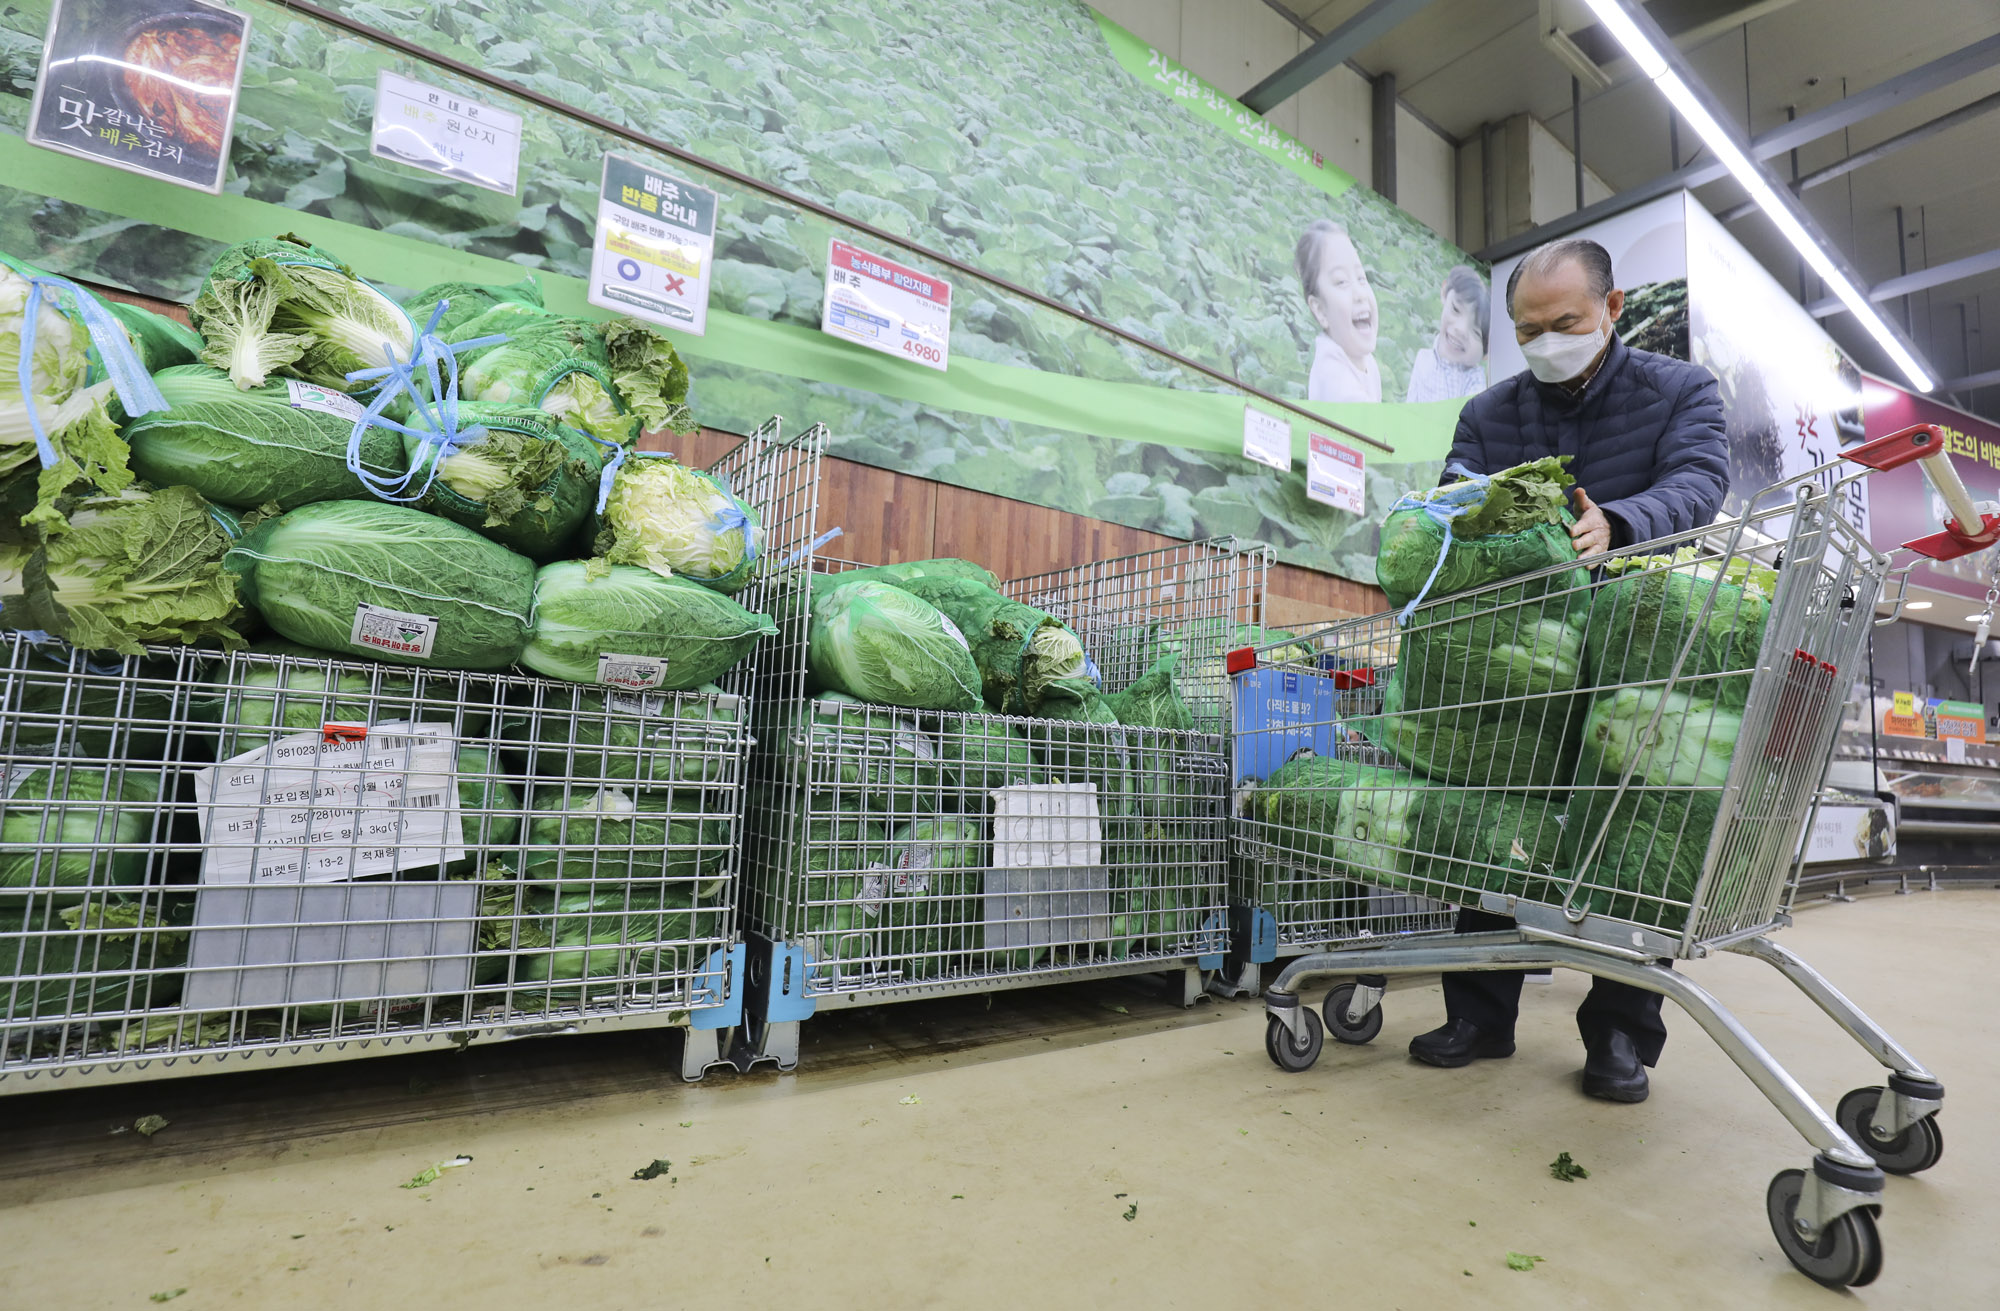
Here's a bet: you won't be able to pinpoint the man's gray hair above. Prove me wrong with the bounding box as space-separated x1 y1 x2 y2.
1504 238 1614 316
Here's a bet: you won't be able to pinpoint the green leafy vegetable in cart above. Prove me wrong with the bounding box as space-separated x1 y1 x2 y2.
403 275 546 340
448 309 635 449
600 318 695 436
0 767 165 906
520 786 729 896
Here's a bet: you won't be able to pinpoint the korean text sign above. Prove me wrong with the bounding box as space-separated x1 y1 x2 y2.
28 0 249 193
589 153 719 335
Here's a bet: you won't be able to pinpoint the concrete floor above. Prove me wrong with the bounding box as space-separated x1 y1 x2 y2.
2 890 1993 1309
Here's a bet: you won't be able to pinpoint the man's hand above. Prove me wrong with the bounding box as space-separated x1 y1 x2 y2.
1570 487 1612 556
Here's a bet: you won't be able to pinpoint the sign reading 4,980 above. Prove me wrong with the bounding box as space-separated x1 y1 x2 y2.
821 239 953 372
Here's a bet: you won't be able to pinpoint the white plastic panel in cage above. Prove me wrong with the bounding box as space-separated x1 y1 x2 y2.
988 783 1110 949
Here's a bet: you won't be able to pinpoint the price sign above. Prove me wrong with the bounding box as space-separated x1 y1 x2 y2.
588 153 718 335
821 239 952 371
1306 433 1365 514
1242 407 1291 471
370 70 522 196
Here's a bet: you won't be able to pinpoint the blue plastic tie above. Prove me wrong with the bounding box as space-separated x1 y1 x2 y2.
18 274 169 468
1083 653 1104 689
779 526 843 569
1391 462 1489 626
342 299 500 503
593 446 677 516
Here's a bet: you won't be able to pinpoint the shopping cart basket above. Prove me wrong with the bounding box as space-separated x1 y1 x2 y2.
1236 425 1993 1288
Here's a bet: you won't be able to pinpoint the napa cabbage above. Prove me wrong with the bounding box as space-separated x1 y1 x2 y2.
806 580 983 711
521 561 776 688
190 235 414 391
593 457 764 593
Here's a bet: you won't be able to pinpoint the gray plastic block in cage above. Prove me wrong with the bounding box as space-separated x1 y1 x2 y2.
987 783 1110 949
184 880 478 1011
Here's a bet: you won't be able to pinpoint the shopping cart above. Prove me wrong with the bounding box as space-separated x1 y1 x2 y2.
1235 425 1994 1288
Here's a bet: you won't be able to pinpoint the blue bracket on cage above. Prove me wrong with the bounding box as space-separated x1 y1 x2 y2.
1198 908 1228 971
757 940 817 1024
1230 904 1279 965
690 943 745 1030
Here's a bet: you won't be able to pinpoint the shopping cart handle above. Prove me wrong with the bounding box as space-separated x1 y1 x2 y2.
1842 423 2000 561
1225 646 1258 675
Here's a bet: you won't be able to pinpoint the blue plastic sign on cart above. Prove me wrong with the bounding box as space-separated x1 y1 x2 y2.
1231 666 1343 784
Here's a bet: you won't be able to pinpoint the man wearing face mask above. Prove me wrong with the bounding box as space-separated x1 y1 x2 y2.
1406 237 1729 1104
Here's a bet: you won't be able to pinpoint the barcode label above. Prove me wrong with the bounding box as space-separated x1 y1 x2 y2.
406 793 444 808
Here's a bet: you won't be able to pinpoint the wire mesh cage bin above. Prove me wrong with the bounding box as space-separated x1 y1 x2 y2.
737 540 1250 1069
0 419 824 1091
1235 428 1987 1286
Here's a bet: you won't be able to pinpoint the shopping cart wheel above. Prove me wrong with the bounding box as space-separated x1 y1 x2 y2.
1765 1169 1883 1289
1265 1010 1324 1073
1835 1086 1945 1175
1321 982 1383 1045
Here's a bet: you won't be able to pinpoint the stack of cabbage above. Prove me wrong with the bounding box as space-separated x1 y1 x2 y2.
1559 549 1773 925
758 557 1209 983
0 236 783 1019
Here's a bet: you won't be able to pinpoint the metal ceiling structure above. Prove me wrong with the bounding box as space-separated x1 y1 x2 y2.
1239 0 2000 419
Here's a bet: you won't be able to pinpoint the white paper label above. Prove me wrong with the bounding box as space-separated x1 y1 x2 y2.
1243 407 1292 471
858 866 889 919
371 69 523 196
1947 736 1967 763
285 379 366 421
607 691 668 717
589 153 718 335
350 602 438 660
597 652 668 691
192 723 462 885
1307 432 1366 514
822 238 952 371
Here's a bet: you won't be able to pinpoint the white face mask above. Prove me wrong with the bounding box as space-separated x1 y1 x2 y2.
1520 304 1610 384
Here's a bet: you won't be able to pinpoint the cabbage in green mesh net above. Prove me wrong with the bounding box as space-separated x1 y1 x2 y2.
447 309 637 449
884 818 985 980
1250 755 1565 907
519 785 728 896
806 580 982 711
408 403 606 560
1368 593 1587 792
1101 655 1194 731
1376 457 1583 611
1235 624 1314 665
499 683 742 788
826 570 1084 714
1555 783 1725 930
404 275 546 340
1580 686 1742 789
1587 551 1775 709
771 693 943 813
751 787 889 982
941 717 1047 793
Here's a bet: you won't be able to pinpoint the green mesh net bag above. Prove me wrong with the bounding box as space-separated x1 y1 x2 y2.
190 234 415 391
405 402 607 560
830 573 1085 714
1376 457 1585 613
404 275 546 340
1101 655 1195 731
771 693 944 814
445 307 636 449
1585 550 1776 710
806 580 983 712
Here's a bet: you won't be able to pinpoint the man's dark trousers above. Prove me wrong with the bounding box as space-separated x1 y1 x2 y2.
1441 908 1670 1065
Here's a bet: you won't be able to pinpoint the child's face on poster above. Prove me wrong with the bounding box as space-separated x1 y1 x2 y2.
1307 232 1378 362
1437 289 1483 367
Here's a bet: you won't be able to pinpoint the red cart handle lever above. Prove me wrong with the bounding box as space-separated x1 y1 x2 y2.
1843 423 2000 561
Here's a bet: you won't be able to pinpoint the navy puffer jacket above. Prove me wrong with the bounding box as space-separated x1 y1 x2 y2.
1445 337 1730 547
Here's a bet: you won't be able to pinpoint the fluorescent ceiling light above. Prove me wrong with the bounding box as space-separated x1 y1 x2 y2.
1904 601 1933 609
1581 0 1935 392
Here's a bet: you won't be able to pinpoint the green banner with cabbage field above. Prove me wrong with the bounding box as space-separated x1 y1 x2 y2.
0 0 1488 583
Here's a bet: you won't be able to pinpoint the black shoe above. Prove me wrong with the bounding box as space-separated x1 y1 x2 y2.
1408 1018 1516 1068
1581 1029 1650 1103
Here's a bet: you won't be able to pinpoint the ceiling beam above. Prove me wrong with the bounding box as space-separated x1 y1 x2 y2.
1939 366 2000 393
1477 31 2000 263
1807 246 2000 318
1718 88 2000 223
1240 0 1439 114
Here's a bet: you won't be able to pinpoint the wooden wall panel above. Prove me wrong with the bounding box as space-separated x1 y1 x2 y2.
930 483 1176 581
